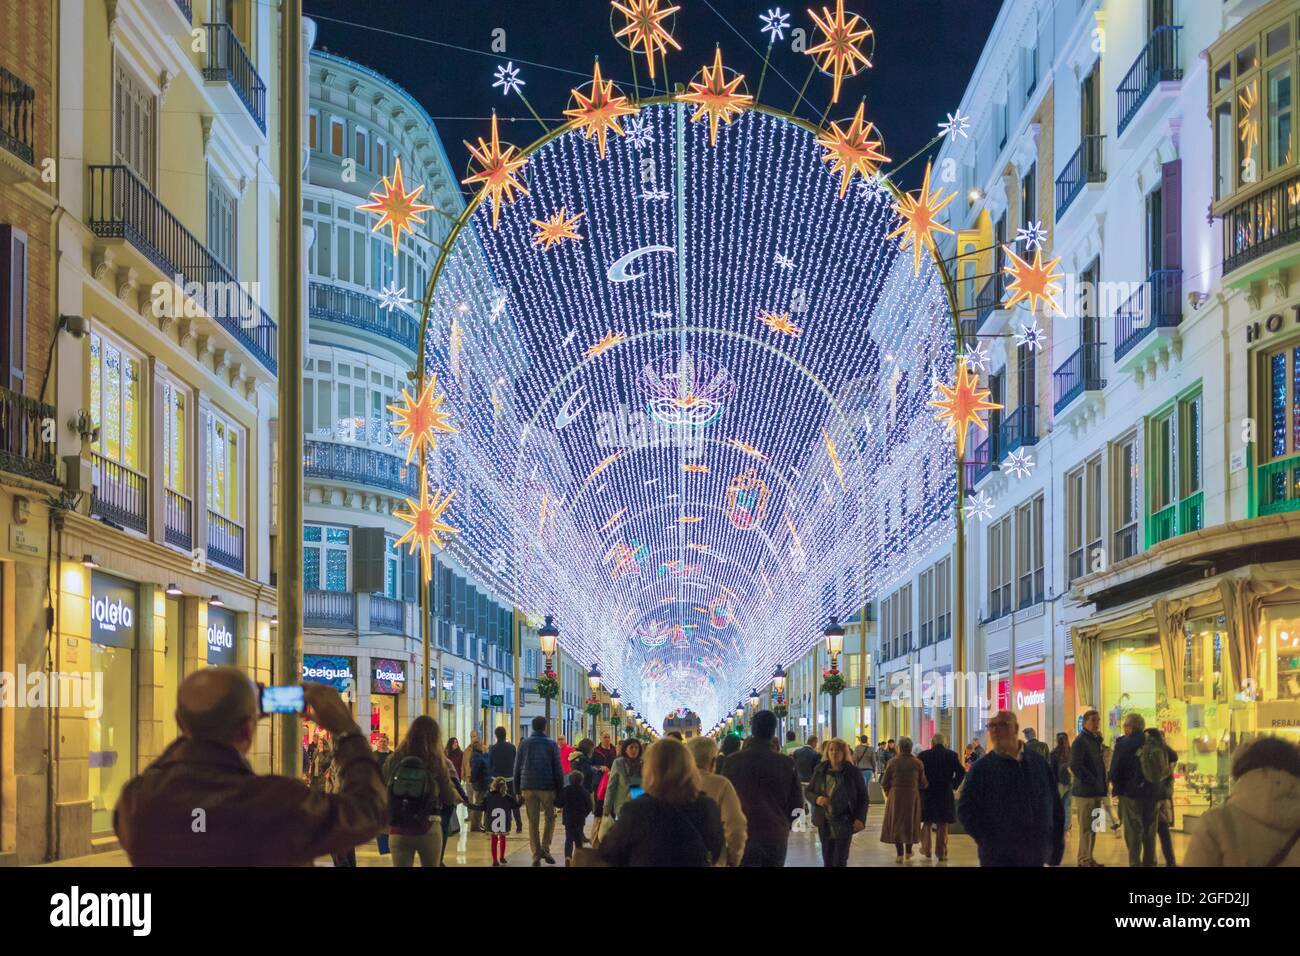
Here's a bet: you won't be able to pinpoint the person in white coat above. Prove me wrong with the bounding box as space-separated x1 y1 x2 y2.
685 736 748 867
1185 736 1300 867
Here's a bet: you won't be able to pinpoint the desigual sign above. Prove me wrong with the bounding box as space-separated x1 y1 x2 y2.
303 655 356 692
90 572 137 648
372 657 406 695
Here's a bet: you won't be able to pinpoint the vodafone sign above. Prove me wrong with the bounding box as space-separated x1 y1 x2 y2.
1013 669 1046 715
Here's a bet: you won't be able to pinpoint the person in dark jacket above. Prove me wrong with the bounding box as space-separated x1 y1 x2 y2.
466 740 492 832
715 732 742 777
1144 727 1179 867
489 726 522 832
1069 709 1108 866
557 770 594 864
805 738 869 867
957 710 1064 867
598 738 725 867
792 736 821 786
1109 712 1158 867
570 738 597 792
467 776 523 865
720 710 803 867
917 732 965 861
591 731 617 819
514 715 566 865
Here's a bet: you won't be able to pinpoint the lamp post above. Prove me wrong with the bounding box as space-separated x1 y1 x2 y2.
773 664 787 740
538 615 559 728
749 687 759 718
587 666 601 742
734 701 745 736
824 617 846 739
609 688 621 742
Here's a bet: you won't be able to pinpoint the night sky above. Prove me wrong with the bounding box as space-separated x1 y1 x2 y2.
303 0 1003 192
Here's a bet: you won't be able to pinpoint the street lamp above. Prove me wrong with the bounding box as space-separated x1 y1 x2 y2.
824 616 846 738
773 663 787 742
586 666 602 742
749 688 760 712
609 688 621 741
538 615 559 726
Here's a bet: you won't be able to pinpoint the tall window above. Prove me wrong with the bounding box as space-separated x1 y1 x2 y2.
1017 342 1036 413
0 225 27 392
1146 185 1164 276
207 169 238 274
934 557 951 640
1266 342 1300 465
355 127 369 169
1020 162 1036 235
1267 57 1292 171
1148 387 1204 542
384 535 401 600
1113 431 1140 561
899 583 913 653
160 379 188 493
329 117 344 157
988 514 1012 619
1024 41 1038 98
1017 495 1044 608
1081 63 1100 138
919 567 934 647
205 409 242 523
89 332 143 471
308 110 318 150
304 524 349 592
114 63 156 187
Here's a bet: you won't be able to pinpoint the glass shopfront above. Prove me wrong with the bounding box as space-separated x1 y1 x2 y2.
370 657 406 747
88 572 137 835
302 654 357 748
1013 668 1046 740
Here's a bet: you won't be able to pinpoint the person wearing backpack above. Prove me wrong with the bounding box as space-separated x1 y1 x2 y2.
852 735 877 788
1186 736 1300 866
1143 728 1179 866
385 715 460 867
1108 711 1158 867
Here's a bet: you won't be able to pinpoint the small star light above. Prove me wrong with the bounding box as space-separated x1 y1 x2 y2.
531 208 586 250
565 60 639 159
1002 448 1037 480
625 114 655 150
377 282 412 313
963 489 995 523
886 160 956 275
960 339 990 374
817 101 891 199
806 0 874 104
394 469 459 583
388 373 459 465
1002 245 1065 316
857 171 892 201
1014 317 1047 352
585 331 627 360
612 0 682 82
462 112 529 229
358 156 435 257
678 47 753 147
760 7 790 43
938 109 970 140
492 61 524 97
1016 220 1048 252
774 252 796 270
757 309 803 337
927 360 1002 458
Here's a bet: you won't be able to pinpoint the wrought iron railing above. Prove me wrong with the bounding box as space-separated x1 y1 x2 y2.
1259 452 1300 515
207 510 245 573
202 23 266 133
0 385 57 483
1113 523 1140 563
308 281 418 351
0 65 35 166
1222 170 1300 274
1114 268 1183 361
303 439 416 496
969 435 995 486
1053 342 1106 414
165 488 193 551
91 453 148 534
87 164 278 372
305 590 356 629
1055 134 1106 218
999 404 1038 456
975 270 1007 329
1117 26 1183 137
370 593 405 632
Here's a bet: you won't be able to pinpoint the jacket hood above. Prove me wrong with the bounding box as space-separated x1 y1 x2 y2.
1228 768 1300 829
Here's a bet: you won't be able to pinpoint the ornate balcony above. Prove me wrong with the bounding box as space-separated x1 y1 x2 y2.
998 404 1038 456
968 434 995 486
164 488 193 551
1055 135 1106 219
1117 26 1183 138
370 593 405 633
1259 452 1300 516
91 454 148 534
202 23 266 133
1147 490 1204 547
974 271 1006 331
303 439 416 497
1222 170 1300 276
0 65 35 167
0 385 57 484
207 510 245 574
1053 342 1106 415
1114 268 1183 364
305 590 356 629
308 281 418 352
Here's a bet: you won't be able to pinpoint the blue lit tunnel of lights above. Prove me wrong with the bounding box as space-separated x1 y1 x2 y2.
421 102 956 730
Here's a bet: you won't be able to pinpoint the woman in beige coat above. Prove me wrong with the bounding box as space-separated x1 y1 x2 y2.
685 736 748 866
879 736 928 862
1185 736 1300 866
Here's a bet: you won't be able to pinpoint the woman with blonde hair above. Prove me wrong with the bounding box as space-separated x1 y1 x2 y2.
879 735 928 862
806 738 870 867
686 736 748 866
598 737 725 867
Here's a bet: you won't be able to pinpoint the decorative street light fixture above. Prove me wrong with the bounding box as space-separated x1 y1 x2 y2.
772 663 788 742
586 665 602 741
749 687 760 711
537 615 559 726
609 688 621 740
823 616 847 738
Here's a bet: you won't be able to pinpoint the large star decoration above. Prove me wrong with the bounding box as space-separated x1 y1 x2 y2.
612 0 681 82
531 208 586 250
394 469 458 583
1002 245 1065 316
358 156 435 257
817 101 890 199
886 160 956 275
677 47 753 147
388 373 458 465
927 360 1002 458
585 331 627 360
564 60 639 159
806 0 873 104
462 112 529 229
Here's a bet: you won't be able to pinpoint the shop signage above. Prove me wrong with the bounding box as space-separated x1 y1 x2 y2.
90 572 136 648
206 606 237 666
490 694 505 707
1013 669 1046 713
303 655 356 693
372 658 406 695
864 686 877 700
1244 304 1300 343
1257 700 1300 729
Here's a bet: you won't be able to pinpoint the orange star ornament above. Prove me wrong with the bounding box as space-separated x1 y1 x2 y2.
531 208 586 250
927 360 1003 458
757 309 803 337
565 60 639 159
817 101 890 199
358 156 435 257
612 0 681 82
806 0 874 104
463 113 529 229
388 372 458 465
1002 246 1065 316
677 47 753 147
394 469 458 583
886 160 956 275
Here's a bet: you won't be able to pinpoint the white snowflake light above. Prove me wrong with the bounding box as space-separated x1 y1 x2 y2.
939 109 970 141
493 62 524 97
625 114 655 151
642 189 670 201
960 340 990 374
963 490 995 522
377 282 412 313
1001 449 1036 480
857 171 893 202
774 252 796 270
1015 220 1048 252
760 7 791 42
1014 318 1047 352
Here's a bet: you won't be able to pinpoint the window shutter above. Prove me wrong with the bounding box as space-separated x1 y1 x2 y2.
455 576 468 628
352 526 386 592
1161 160 1182 271
0 225 28 392
403 547 418 605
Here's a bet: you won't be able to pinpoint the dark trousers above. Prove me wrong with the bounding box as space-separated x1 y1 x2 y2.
1119 796 1157 867
818 825 852 867
506 782 524 830
564 826 586 859
439 808 455 864
977 844 1047 867
1156 817 1176 866
740 840 788 867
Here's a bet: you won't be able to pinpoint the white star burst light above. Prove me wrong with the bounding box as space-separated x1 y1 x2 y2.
1016 220 1048 252
626 114 655 150
493 62 524 97
774 252 796 270
960 340 990 374
1014 318 1047 352
378 282 412 313
1002 449 1037 480
761 8 791 42
963 490 995 522
939 109 970 141
857 171 892 201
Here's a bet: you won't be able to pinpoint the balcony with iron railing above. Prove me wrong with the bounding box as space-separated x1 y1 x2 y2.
164 488 193 552
998 404 1038 457
1113 522 1140 563
0 64 35 168
207 510 245 574
0 386 57 484
1258 452 1300 516
1053 342 1106 415
1114 268 1183 364
370 593 405 633
305 590 356 629
88 164 277 372
308 280 419 352
202 23 266 133
1147 490 1204 547
91 454 148 534
968 434 996 486
975 271 1007 330
1055 134 1106 219
303 439 416 496
1222 169 1300 277
1117 26 1183 138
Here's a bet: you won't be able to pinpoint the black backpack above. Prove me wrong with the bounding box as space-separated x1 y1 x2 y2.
388 755 437 828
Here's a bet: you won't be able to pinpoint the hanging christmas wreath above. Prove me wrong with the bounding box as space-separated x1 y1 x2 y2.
820 669 846 696
584 698 603 718
535 671 559 700
772 703 789 720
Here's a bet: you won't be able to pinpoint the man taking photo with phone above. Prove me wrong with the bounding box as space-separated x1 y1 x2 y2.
115 667 387 866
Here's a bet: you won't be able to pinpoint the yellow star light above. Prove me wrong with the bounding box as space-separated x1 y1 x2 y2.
757 309 803 338
886 160 956 275
394 469 458 583
683 463 709 473
1002 245 1065 316
677 47 753 147
822 429 846 491
565 60 639 159
927 360 1003 458
584 331 627 360
387 373 458 465
463 113 529 229
817 101 890 199
612 0 681 82
806 0 874 104
358 156 435 257
531 208 586 250
586 449 627 484
726 438 768 461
